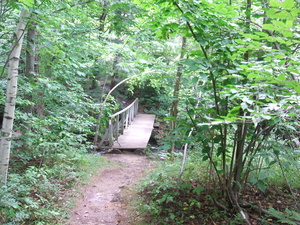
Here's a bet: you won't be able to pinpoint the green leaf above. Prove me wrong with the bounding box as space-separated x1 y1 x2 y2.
77 71 85 76
291 8 300 17
184 59 195 66
200 73 207 82
182 16 189 22
282 0 294 10
272 20 286 28
259 172 268 180
166 195 173 203
169 213 176 220
243 34 260 39
217 146 225 156
192 77 199 84
228 106 241 116
277 74 286 81
294 85 300 93
247 73 259 79
269 160 277 166
202 155 209 161
262 24 277 31
193 186 204 195
255 31 269 37
267 10 291 19
250 177 258 184
164 116 176 121
282 30 294 37
19 0 34 7
257 180 266 192
269 0 281 7
286 20 293 28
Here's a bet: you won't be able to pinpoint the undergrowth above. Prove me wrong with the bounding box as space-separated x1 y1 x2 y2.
0 153 109 225
135 152 300 225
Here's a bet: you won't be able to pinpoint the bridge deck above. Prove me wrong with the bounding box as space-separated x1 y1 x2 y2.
112 113 155 149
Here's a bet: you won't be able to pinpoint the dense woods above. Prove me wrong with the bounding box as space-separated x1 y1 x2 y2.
0 0 299 224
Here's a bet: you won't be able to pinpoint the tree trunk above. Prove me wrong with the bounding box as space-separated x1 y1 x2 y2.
99 0 108 32
24 21 36 120
244 0 251 60
169 36 186 158
0 9 30 184
25 23 36 82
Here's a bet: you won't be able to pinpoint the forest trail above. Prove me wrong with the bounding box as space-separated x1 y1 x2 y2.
68 152 155 225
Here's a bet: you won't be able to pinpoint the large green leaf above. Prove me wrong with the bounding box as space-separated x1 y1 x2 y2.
282 0 294 10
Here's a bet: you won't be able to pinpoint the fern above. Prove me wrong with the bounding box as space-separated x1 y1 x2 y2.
268 208 300 225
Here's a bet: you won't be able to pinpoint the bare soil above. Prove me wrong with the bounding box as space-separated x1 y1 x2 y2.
68 152 155 225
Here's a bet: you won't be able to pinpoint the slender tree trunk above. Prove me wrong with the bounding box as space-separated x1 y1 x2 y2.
169 36 186 159
0 9 30 184
178 78 201 181
99 0 108 32
244 0 251 60
25 23 36 82
24 21 36 121
232 120 248 195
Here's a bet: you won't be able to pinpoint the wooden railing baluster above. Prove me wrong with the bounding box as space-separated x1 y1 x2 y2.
103 98 138 148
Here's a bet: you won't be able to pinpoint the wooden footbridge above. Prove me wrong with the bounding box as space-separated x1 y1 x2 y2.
99 98 155 150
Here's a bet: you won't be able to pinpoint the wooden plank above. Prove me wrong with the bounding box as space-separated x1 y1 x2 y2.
112 113 155 149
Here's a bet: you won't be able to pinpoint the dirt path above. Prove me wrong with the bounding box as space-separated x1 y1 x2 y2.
68 152 155 225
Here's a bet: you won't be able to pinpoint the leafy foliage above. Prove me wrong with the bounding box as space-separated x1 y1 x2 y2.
0 0 145 223
0 0 300 223
137 156 244 225
134 0 300 223
0 154 108 225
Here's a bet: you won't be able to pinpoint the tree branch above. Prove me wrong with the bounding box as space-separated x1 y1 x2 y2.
53 0 95 14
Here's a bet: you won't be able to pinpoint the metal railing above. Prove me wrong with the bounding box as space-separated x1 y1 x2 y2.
99 98 139 148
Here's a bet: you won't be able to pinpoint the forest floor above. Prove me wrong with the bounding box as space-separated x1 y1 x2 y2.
68 151 155 225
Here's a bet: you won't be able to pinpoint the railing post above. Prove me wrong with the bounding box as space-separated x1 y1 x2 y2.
125 111 129 128
132 106 134 119
134 99 138 116
109 118 113 148
116 114 120 138
121 113 125 134
103 98 139 148
128 110 131 125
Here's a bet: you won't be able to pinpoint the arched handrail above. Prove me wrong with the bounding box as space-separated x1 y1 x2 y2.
99 98 139 148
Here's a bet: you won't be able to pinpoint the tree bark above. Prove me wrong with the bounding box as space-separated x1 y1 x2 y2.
24 21 36 120
244 0 251 60
25 23 36 81
99 0 108 32
0 9 30 184
169 36 186 158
